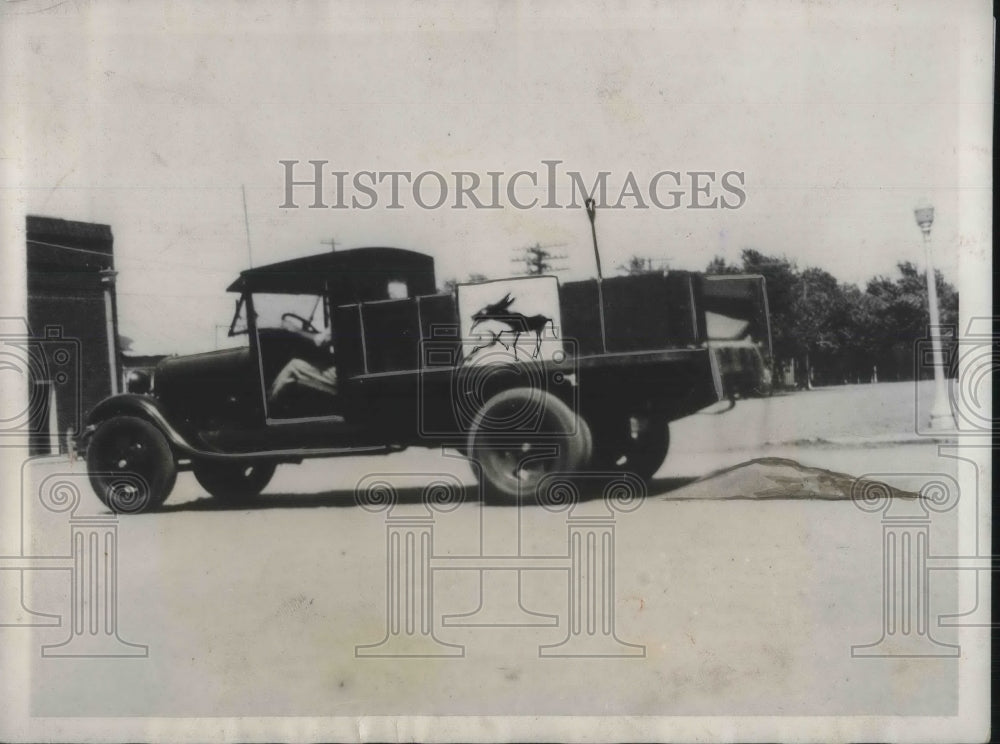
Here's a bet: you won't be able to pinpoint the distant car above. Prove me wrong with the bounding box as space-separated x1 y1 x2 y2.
80 246 772 511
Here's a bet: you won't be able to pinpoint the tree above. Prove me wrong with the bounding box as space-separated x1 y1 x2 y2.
793 267 845 386
618 255 657 275
439 272 488 294
706 251 959 387
706 249 812 386
835 284 883 383
860 262 959 381
705 255 742 275
738 250 803 376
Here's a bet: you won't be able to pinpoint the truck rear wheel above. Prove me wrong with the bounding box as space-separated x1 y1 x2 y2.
591 413 670 482
86 416 177 513
468 388 592 505
192 461 276 503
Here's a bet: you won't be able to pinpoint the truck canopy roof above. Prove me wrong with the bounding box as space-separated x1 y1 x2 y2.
227 246 437 303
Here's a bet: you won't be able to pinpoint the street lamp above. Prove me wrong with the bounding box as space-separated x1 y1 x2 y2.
913 200 956 430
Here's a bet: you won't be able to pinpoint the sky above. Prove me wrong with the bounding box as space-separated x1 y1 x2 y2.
2 0 992 355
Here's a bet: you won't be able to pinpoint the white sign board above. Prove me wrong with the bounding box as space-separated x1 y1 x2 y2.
456 276 563 364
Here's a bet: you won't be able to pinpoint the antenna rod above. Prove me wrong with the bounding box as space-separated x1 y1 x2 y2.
585 198 608 352
586 198 603 280
241 185 253 267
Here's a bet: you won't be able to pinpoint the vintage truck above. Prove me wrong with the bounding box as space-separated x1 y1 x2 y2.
82 244 771 511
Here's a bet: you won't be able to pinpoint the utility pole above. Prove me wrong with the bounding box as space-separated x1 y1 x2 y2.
321 238 340 252
511 242 567 275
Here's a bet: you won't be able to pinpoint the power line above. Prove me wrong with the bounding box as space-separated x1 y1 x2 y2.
511 242 568 275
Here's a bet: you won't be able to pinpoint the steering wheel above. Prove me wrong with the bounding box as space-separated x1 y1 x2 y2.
281 312 319 334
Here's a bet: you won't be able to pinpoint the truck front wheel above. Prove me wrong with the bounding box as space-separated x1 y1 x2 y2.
86 415 177 513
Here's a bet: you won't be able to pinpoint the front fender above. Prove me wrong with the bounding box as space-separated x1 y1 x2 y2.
84 394 198 454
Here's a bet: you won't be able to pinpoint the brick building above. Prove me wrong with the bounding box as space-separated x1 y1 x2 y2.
25 216 121 455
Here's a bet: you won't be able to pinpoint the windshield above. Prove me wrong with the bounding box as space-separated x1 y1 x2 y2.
229 293 328 335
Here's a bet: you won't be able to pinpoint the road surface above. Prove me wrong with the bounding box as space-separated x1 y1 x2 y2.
9 381 970 718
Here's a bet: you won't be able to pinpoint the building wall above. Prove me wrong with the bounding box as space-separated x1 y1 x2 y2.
26 216 119 455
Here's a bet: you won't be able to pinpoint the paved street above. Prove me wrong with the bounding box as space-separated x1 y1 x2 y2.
12 381 969 718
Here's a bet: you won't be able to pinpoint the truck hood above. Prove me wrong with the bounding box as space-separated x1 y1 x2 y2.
154 346 252 396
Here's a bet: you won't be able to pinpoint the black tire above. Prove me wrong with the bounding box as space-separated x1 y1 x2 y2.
467 388 592 505
86 416 177 513
590 413 670 482
192 461 277 502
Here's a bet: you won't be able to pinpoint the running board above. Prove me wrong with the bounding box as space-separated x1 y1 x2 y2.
176 443 399 463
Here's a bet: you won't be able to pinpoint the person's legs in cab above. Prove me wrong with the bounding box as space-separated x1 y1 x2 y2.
268 359 338 408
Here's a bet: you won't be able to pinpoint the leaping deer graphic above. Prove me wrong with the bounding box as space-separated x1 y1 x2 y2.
468 293 557 360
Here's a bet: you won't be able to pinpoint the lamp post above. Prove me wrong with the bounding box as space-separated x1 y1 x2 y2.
913 201 955 431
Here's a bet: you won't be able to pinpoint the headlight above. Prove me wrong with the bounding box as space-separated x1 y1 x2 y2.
125 369 152 394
